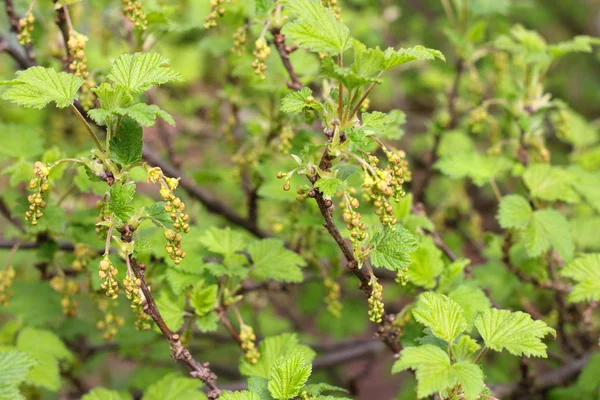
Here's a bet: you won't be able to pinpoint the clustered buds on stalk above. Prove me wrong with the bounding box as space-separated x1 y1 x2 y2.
239 324 260 364
252 37 270 80
123 275 151 330
50 276 80 317
276 171 291 192
17 11 35 45
278 125 293 154
25 162 50 226
67 30 95 110
321 0 341 20
121 0 148 30
367 278 384 323
204 0 226 30
0 266 16 306
468 106 488 134
341 192 367 252
96 301 125 341
324 277 342 317
231 26 247 56
99 255 119 299
146 165 190 264
71 243 95 272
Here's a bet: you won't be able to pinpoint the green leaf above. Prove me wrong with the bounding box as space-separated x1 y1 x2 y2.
407 237 444 289
314 176 343 197
392 345 453 398
412 292 467 343
199 227 246 256
303 383 348 396
268 352 312 400
498 194 532 229
141 373 205 400
108 53 183 94
190 284 218 316
474 308 556 357
351 40 385 78
255 0 275 15
448 285 491 329
282 0 352 55
124 103 175 127
452 362 484 400
196 312 219 333
281 87 322 114
16 328 72 362
370 227 418 271
321 56 382 90
110 181 136 223
144 202 173 227
154 292 184 332
0 124 45 159
435 152 513 186
523 164 580 204
560 254 600 303
247 376 272 399
361 110 406 139
451 336 481 362
383 46 445 70
240 333 315 378
221 391 261 400
569 166 600 213
524 209 574 261
110 117 143 166
1 67 83 109
82 388 132 400
24 351 60 391
248 239 306 283
0 350 36 387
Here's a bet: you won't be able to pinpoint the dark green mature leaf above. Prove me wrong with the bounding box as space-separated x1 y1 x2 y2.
108 53 183 94
1 67 83 109
249 239 306 283
370 227 418 271
199 227 246 256
282 0 352 55
110 181 136 223
110 117 143 166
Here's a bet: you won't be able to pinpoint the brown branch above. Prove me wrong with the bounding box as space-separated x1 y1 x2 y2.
142 147 270 239
121 226 221 399
3 0 35 63
0 32 34 69
271 27 302 90
52 0 72 67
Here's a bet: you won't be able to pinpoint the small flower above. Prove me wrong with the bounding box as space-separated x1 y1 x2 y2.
121 0 148 30
240 324 260 364
99 255 119 299
204 0 227 30
17 11 35 45
123 275 152 330
25 162 51 226
252 37 271 80
367 279 384 323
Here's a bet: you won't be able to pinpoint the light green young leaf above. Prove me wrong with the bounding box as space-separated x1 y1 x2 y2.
240 333 315 378
199 227 247 256
321 56 382 90
108 52 183 94
451 336 481 362
281 87 322 114
154 292 184 332
392 345 453 398
303 383 348 396
383 46 445 71
435 152 513 186
549 35 600 58
452 362 484 400
560 254 600 303
190 284 218 316
268 352 312 400
16 328 72 362
498 194 532 229
370 227 418 271
220 391 261 400
110 181 136 223
24 351 60 391
361 110 406 139
524 209 574 261
314 176 343 197
1 67 83 109
408 237 444 289
474 308 556 357
248 239 306 283
82 388 132 400
351 40 385 78
142 373 205 400
569 166 600 213
110 117 143 166
144 202 173 228
412 292 468 343
523 164 580 204
448 285 491 329
0 350 36 388
282 0 351 55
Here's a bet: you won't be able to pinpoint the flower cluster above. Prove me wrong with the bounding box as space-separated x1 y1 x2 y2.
147 166 190 264
276 171 291 192
341 193 367 252
203 0 226 30
96 301 125 341
321 0 341 20
67 30 95 110
71 243 95 272
123 275 151 330
367 278 384 323
99 255 119 299
0 266 16 306
231 26 247 56
240 324 260 364
17 11 35 45
50 276 80 317
121 0 148 30
26 162 50 226
468 106 488 134
278 125 293 154
324 277 342 317
252 37 270 80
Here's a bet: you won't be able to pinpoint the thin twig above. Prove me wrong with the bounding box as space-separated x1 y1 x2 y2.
70 105 104 152
3 0 36 63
